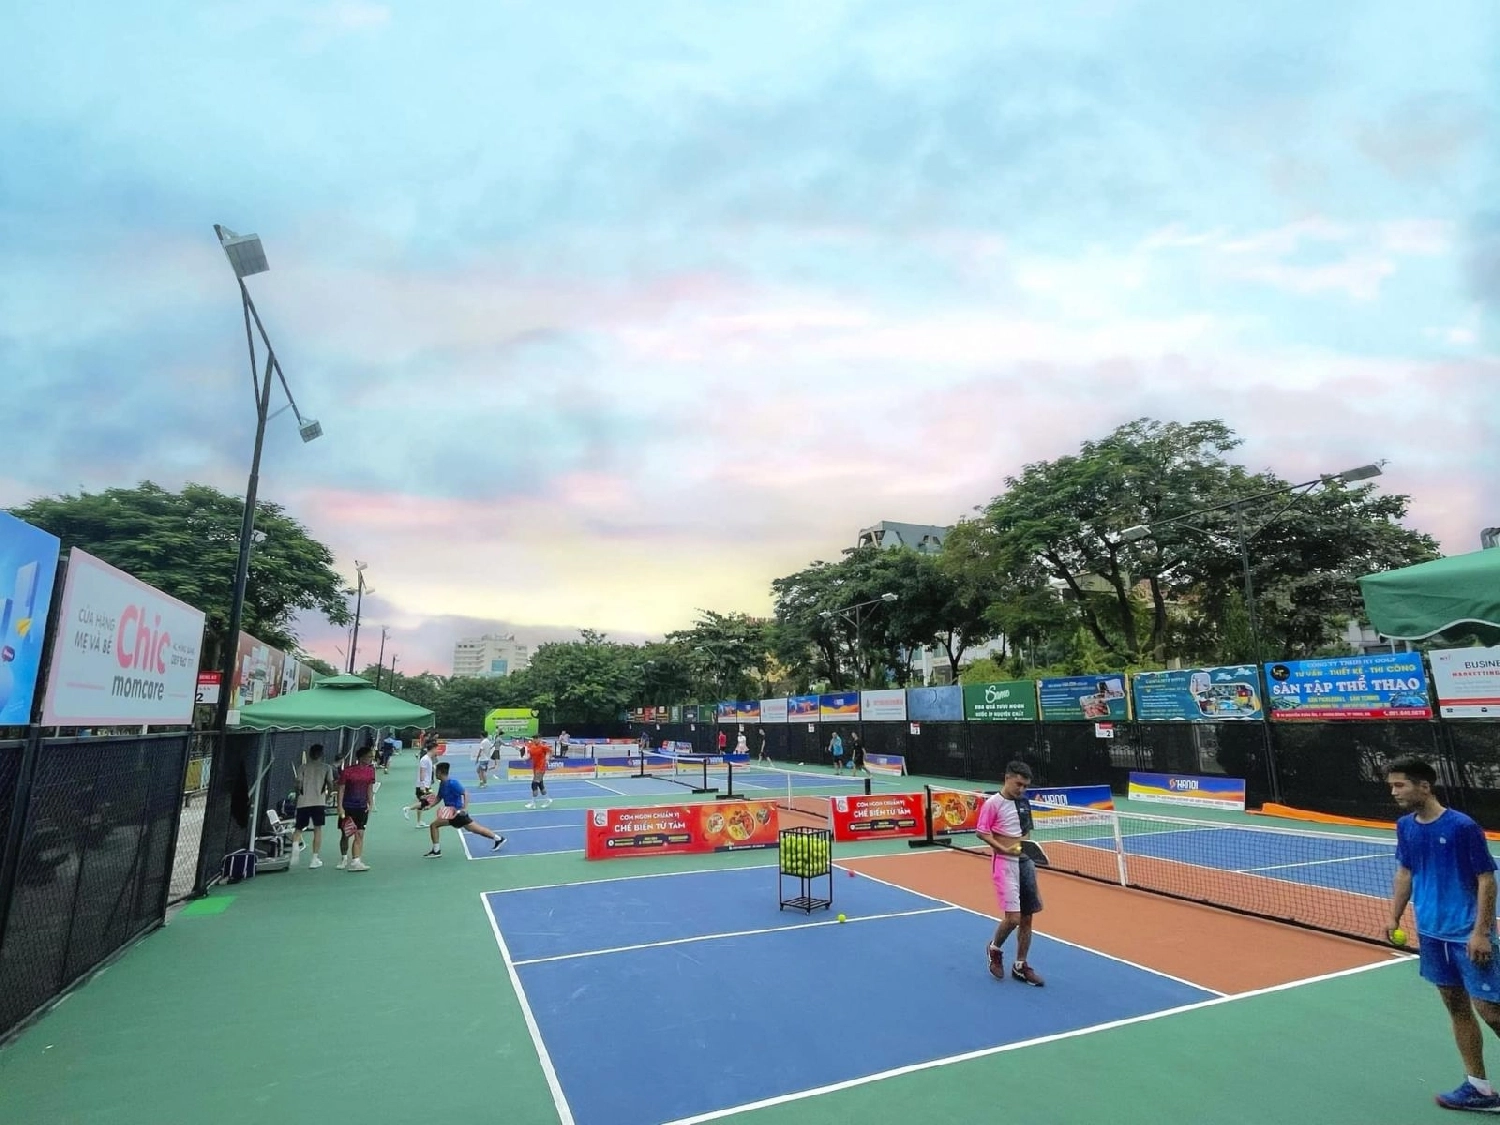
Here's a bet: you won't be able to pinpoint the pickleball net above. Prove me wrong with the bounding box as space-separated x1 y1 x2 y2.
724 760 872 817
917 784 1424 948
635 751 725 793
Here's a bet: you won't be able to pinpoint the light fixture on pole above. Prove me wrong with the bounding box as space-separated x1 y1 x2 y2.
196 223 325 899
819 592 900 688
1116 462 1385 805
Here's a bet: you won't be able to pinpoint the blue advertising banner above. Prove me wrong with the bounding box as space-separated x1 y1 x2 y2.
1037 674 1129 721
906 684 963 722
787 694 820 721
819 691 860 720
1128 772 1247 811
1265 653 1432 720
1131 665 1263 722
0 512 61 726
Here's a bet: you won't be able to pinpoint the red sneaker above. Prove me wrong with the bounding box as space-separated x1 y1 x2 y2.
1011 961 1045 987
987 944 1005 981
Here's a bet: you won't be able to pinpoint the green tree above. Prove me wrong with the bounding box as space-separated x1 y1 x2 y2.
668 611 773 701
11 481 351 666
524 630 640 722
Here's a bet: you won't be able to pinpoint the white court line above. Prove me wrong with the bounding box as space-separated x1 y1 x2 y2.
658 957 1409 1125
470 821 578 833
510 907 956 967
582 778 631 795
1240 852 1393 874
837 860 1227 998
480 894 577 1125
483 862 777 895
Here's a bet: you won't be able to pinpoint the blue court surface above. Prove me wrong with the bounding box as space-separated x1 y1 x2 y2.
482 864 1219 1125
458 810 581 859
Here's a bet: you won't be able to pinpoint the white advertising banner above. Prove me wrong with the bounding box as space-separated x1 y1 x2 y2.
1430 646 1500 719
758 697 789 723
40 548 207 727
860 688 907 722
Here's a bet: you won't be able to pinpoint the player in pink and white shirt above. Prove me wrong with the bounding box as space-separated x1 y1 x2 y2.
974 760 1045 986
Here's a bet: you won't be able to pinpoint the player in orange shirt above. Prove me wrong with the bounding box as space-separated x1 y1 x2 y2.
525 738 552 808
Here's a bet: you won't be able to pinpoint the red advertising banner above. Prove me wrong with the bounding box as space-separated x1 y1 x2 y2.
829 792 926 842
584 800 780 860
929 789 985 835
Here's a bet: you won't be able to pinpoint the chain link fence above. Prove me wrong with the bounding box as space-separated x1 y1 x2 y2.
0 733 190 1043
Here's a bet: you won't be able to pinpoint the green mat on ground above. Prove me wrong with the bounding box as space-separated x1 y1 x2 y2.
177 896 235 917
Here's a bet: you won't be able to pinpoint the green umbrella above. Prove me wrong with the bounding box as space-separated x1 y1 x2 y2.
234 673 435 730
1358 549 1500 646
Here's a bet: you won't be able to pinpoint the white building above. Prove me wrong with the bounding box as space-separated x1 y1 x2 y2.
857 521 950 554
452 634 531 678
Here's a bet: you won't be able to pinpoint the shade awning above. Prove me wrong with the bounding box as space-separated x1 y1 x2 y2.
233 673 435 730
1358 549 1500 645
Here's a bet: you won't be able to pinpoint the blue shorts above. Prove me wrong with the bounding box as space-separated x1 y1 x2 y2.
1419 935 1500 1001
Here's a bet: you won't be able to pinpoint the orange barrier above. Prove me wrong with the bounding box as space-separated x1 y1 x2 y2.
1251 801 1500 843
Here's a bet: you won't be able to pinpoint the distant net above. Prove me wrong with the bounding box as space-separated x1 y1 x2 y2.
635 751 725 793
918 784 1424 947
725 760 871 817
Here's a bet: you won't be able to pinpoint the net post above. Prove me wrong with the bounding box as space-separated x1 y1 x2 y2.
907 784 942 850
716 758 742 802
1109 811 1128 887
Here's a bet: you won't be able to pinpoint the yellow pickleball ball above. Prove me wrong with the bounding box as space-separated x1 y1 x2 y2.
837 913 846 923
1391 928 1407 945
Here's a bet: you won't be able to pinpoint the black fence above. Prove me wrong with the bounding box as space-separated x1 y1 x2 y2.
0 732 192 1043
629 717 1500 829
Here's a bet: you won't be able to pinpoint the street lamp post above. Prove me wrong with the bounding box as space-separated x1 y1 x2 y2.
373 627 389 689
195 224 324 898
1118 463 1383 805
346 563 372 674
820 592 899 688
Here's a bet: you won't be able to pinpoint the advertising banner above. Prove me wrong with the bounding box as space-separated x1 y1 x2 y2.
829 792 926 842
716 702 734 722
929 783 1114 836
0 511 61 726
1131 665 1263 722
584 800 780 859
1128 772 1247 811
486 708 540 737
819 691 860 720
962 680 1038 722
860 688 907 721
788 694 820 721
1430 646 1500 719
716 700 761 722
1266 653 1431 720
1038 675 1129 721
866 753 907 776
759 697 789 723
40 548 206 727
228 631 313 713
907 684 963 722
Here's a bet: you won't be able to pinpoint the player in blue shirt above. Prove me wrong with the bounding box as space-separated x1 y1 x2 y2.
423 762 506 858
1388 757 1500 1113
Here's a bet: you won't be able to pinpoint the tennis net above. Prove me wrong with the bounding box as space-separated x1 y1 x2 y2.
917 784 1423 947
724 760 872 817
635 751 723 794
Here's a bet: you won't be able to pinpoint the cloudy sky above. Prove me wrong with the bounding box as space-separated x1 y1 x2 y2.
3 1 1497 675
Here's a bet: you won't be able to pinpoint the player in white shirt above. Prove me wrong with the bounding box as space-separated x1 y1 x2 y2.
402 745 438 827
475 735 495 787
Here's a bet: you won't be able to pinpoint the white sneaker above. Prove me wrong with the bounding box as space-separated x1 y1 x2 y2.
336 857 348 870
524 800 536 809
308 856 323 869
348 859 369 872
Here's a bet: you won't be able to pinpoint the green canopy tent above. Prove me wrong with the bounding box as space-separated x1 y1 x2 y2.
1358 549 1500 647
234 673 435 730
231 675 435 868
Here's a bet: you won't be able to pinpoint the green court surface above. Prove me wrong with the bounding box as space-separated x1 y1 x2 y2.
0 759 1476 1124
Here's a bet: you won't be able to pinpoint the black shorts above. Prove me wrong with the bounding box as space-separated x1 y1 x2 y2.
414 786 431 800
445 811 473 830
1019 856 1043 916
294 805 325 829
342 807 369 831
